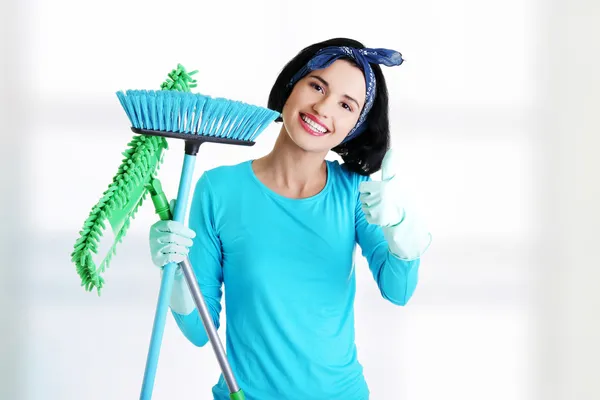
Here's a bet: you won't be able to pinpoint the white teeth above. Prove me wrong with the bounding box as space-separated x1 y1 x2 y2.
301 115 327 133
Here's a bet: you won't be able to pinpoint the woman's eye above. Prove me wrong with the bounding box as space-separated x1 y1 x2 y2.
341 103 352 112
310 82 323 93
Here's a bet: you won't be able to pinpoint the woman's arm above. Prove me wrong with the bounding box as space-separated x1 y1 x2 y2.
355 195 421 306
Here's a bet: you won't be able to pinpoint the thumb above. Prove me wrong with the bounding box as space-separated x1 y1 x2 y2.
380 148 398 181
169 199 176 216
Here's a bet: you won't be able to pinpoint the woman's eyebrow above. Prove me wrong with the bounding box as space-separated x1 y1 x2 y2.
309 75 360 108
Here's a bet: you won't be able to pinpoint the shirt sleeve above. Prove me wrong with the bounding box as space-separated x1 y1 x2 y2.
170 172 224 347
354 176 420 306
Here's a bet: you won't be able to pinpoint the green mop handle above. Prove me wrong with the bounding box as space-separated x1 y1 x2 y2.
146 178 245 400
147 179 171 221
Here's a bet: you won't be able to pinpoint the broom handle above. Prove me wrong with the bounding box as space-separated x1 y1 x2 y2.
140 154 197 400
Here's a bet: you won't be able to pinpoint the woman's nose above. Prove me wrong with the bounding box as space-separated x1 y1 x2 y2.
312 97 332 118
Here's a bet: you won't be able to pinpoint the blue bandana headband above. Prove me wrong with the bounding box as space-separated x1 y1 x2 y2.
287 46 404 142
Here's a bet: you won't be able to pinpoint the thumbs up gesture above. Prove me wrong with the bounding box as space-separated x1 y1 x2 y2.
358 149 432 260
358 148 405 227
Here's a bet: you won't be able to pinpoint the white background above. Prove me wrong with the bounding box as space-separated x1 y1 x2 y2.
1 0 599 399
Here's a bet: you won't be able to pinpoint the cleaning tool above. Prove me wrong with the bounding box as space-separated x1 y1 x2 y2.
70 65 197 294
115 72 280 400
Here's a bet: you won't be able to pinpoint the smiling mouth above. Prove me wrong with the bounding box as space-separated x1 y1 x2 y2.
299 113 329 136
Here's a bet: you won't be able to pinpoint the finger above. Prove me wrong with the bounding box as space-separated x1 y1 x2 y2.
158 221 196 239
359 192 381 208
362 204 381 225
158 233 194 248
358 180 381 194
368 210 383 225
160 243 190 257
361 204 373 222
363 211 374 224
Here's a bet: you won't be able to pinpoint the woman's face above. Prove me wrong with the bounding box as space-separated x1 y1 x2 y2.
281 59 366 153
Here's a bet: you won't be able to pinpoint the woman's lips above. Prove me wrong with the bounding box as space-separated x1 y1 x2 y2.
299 113 329 136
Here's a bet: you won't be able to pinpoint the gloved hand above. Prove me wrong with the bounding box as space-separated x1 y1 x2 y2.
148 200 198 315
149 200 197 270
359 149 432 260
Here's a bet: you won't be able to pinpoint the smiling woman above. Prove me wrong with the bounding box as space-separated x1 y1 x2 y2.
268 38 398 175
280 60 366 150
146 37 432 400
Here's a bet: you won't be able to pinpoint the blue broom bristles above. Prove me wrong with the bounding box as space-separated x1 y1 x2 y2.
115 90 280 142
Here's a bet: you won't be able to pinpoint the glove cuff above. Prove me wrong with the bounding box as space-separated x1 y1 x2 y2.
159 269 197 315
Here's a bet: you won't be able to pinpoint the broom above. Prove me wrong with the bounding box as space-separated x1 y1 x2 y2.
71 64 197 294
116 71 280 400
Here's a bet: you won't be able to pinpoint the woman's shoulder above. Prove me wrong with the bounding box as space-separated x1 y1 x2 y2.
204 160 250 178
195 160 252 193
327 159 371 187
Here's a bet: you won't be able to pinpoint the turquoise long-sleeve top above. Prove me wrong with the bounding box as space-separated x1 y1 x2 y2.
171 159 420 400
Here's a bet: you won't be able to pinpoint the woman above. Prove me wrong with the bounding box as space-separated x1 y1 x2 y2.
148 37 432 399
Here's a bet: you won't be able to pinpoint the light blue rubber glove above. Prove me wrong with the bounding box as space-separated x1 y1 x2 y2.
149 200 198 315
359 149 432 260
149 219 196 268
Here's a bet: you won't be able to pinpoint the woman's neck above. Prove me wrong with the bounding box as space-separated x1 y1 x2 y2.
252 128 328 199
